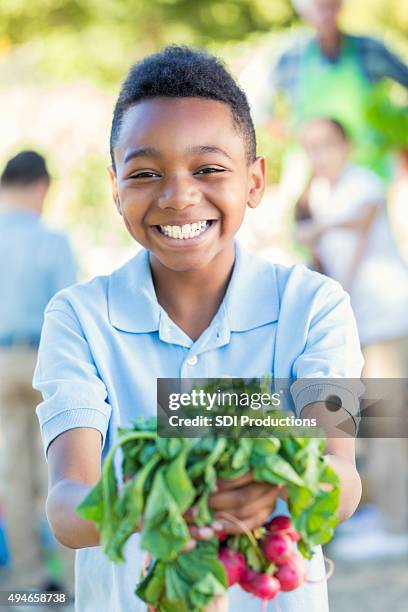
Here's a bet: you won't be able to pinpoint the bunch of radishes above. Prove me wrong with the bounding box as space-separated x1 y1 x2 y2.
218 515 308 604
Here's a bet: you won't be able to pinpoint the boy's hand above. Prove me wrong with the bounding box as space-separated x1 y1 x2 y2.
204 595 228 611
140 471 283 551
209 471 280 534
183 471 282 548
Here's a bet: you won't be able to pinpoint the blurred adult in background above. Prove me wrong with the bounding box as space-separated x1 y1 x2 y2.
0 151 76 590
295 117 408 559
244 0 408 181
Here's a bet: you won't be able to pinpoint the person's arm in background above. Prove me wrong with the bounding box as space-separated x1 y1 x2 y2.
365 37 408 88
331 203 379 292
294 176 326 273
294 175 313 223
311 201 380 291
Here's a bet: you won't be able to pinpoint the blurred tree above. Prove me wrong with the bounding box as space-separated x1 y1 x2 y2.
1 0 406 88
0 0 296 46
0 0 298 85
1 0 406 87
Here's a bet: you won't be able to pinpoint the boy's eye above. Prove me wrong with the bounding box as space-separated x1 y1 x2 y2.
129 171 161 179
195 167 226 175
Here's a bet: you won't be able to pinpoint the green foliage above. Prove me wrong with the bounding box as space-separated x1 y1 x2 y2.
364 83 408 151
0 0 296 46
1 0 406 87
0 0 299 87
77 378 340 609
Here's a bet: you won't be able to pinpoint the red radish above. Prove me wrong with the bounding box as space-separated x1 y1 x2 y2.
262 533 292 565
218 548 245 586
239 567 258 593
268 515 292 532
289 554 307 578
268 515 301 542
217 531 228 542
274 555 307 592
240 570 281 600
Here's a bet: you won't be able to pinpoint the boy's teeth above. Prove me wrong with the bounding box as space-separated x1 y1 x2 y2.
159 221 209 239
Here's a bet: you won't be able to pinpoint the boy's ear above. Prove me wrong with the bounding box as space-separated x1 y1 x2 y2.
107 165 121 215
247 156 266 209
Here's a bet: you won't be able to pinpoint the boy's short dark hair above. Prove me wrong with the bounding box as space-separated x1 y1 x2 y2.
1 150 50 187
110 45 256 166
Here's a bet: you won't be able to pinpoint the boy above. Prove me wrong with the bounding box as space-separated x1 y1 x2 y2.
33 47 363 611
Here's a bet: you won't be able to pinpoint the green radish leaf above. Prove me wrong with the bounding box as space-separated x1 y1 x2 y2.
297 538 313 560
176 540 227 589
79 448 121 562
287 484 314 516
174 541 227 609
108 453 161 561
251 437 281 457
231 439 253 470
164 447 195 515
141 468 189 561
237 534 264 572
136 559 166 605
253 454 305 487
165 565 191 611
157 437 183 460
76 478 104 523
189 572 226 608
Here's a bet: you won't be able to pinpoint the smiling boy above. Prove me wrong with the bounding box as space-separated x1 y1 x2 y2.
33 47 363 611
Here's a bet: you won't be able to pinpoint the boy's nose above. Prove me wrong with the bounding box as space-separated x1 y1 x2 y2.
156 176 201 210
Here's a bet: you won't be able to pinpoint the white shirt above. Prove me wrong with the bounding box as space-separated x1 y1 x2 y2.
309 165 408 345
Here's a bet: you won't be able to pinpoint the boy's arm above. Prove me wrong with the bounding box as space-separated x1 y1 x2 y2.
46 427 103 549
324 438 362 522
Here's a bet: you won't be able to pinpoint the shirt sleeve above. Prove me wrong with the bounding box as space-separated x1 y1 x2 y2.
290 277 364 422
33 297 112 457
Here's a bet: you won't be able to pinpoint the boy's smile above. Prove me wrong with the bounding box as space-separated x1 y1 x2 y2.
109 97 265 274
152 218 216 243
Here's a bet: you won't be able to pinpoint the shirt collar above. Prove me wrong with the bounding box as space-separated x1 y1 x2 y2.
108 248 161 333
107 243 280 334
224 242 280 331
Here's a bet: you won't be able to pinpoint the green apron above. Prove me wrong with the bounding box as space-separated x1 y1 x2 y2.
292 36 392 178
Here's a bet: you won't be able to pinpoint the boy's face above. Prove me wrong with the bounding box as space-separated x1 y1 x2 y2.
109 97 265 272
301 119 350 182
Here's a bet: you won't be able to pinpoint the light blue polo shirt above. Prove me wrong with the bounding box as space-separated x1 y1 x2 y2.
33 242 363 612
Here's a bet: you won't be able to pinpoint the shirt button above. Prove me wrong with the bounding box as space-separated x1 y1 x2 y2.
186 355 198 366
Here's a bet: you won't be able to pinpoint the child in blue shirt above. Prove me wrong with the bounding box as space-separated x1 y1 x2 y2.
33 46 363 611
